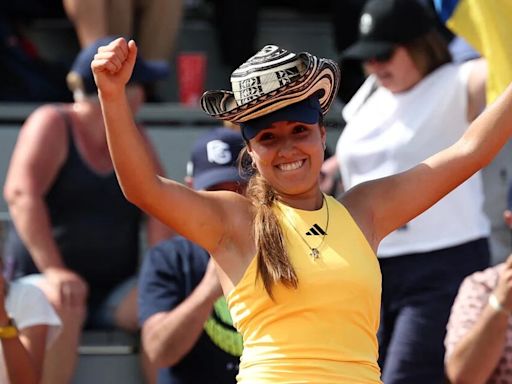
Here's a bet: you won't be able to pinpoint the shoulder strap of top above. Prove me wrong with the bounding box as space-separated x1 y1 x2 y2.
51 104 77 154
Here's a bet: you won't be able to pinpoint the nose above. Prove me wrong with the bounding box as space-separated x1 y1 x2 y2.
278 137 297 158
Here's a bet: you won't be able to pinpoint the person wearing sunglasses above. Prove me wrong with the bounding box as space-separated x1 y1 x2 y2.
334 0 489 383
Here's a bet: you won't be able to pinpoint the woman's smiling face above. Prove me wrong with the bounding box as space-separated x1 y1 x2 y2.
248 120 326 197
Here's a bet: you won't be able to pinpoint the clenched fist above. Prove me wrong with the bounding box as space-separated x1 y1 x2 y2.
91 37 138 99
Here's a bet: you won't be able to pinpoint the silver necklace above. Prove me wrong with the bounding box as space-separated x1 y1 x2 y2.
279 195 330 260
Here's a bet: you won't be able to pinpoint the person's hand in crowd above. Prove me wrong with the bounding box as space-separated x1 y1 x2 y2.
199 259 223 303
493 254 512 313
43 267 88 308
91 37 136 98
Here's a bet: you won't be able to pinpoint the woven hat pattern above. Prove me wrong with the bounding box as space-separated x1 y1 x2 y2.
200 45 340 123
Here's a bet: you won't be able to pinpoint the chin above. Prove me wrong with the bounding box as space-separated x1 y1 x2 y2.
275 180 317 196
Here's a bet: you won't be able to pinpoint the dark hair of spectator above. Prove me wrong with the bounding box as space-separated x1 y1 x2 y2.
405 29 452 77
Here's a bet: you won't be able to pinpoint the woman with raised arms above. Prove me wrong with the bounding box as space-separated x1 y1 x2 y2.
91 37 512 383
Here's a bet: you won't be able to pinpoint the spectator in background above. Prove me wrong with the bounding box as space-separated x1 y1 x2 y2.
0 257 61 384
445 182 512 383
334 0 489 382
63 0 182 63
2 36 172 384
139 127 245 384
331 0 479 106
63 0 183 100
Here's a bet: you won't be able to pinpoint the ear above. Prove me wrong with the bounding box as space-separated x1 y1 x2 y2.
248 149 256 164
319 124 327 148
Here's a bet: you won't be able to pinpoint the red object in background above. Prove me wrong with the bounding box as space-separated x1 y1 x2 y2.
177 52 207 106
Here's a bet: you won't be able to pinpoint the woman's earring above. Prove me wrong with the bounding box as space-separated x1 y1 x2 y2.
323 142 327 150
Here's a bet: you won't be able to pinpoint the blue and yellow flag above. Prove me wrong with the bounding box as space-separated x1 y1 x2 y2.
435 0 512 103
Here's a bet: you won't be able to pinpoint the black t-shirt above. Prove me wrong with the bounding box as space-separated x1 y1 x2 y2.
138 236 241 384
4 111 141 305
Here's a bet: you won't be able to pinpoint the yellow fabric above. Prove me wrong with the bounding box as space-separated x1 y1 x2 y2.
226 195 382 383
446 0 512 103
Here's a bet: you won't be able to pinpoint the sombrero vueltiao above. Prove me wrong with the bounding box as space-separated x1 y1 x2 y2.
200 45 340 125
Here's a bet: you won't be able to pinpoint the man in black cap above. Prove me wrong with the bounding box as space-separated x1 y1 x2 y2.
138 127 245 384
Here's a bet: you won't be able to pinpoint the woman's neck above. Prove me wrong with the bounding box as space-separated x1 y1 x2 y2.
277 188 324 210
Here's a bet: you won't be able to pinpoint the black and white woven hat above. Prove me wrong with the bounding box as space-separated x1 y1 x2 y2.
200 45 340 123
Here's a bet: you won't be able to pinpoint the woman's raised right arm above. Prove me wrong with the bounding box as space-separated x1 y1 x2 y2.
91 37 247 252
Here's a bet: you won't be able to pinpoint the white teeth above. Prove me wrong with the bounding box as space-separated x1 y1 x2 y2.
278 160 303 171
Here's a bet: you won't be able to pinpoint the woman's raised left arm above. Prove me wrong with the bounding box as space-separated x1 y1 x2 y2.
344 81 512 248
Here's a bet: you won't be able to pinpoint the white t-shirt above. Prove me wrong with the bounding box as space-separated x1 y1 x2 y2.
0 281 61 383
337 62 490 257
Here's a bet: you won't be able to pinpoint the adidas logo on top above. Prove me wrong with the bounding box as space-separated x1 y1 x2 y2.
305 224 327 236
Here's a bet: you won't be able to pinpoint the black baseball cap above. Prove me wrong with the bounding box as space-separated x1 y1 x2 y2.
187 128 246 190
342 0 435 61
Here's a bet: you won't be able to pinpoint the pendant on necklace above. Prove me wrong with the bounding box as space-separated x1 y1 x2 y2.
310 248 320 259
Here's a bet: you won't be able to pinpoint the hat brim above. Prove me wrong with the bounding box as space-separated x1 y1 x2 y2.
193 168 244 190
200 52 340 123
342 41 395 61
132 60 170 84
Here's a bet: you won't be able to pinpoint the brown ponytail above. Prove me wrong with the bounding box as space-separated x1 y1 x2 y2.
240 148 298 298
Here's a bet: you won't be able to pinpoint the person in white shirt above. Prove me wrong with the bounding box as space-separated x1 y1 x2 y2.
335 0 489 382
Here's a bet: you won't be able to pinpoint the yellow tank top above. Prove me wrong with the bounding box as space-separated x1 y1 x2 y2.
226 195 382 383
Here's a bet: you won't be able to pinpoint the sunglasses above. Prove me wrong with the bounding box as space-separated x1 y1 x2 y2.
367 47 396 63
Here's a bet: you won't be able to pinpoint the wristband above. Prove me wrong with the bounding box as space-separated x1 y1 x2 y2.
488 293 510 315
0 318 18 339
